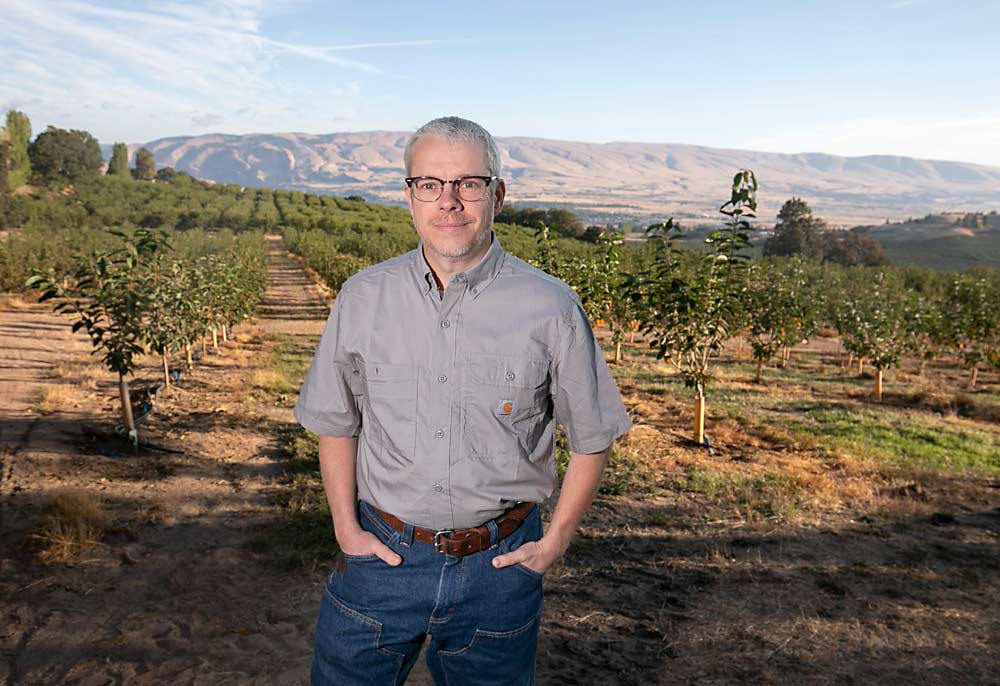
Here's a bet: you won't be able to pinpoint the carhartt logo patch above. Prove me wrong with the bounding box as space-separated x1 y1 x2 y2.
496 399 514 416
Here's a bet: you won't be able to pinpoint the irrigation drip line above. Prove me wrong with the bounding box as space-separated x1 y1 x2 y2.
112 346 212 435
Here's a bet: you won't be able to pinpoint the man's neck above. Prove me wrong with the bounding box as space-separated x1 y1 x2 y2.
424 234 493 293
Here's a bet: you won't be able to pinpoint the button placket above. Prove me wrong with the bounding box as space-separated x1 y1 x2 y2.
428 282 463 509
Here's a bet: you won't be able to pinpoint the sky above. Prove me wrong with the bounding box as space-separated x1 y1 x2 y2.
2 0 999 167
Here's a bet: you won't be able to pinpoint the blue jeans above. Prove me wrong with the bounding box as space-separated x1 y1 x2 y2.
311 501 544 685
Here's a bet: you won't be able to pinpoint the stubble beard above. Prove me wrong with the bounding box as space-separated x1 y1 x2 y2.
425 221 492 262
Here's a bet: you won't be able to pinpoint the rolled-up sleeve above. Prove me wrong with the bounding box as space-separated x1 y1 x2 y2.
293 288 362 437
552 297 632 454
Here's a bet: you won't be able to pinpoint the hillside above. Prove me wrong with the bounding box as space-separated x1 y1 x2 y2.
132 132 1000 227
852 212 1000 272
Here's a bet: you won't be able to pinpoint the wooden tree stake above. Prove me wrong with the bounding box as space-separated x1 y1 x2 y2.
162 349 170 388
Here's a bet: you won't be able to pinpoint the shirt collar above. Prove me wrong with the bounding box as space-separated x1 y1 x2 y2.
411 232 506 299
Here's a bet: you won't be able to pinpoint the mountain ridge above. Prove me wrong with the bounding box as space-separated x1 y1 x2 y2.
123 131 1000 226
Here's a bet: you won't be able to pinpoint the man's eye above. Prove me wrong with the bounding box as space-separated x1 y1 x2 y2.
461 179 483 190
418 181 440 191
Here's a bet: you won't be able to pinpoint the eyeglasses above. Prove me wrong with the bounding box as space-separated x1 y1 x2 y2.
405 175 497 202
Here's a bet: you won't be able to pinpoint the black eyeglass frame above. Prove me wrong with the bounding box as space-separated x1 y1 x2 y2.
404 175 499 202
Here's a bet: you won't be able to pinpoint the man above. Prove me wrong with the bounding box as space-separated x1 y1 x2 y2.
295 116 631 685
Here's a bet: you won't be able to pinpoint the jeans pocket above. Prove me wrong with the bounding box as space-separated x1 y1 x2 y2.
498 505 545 580
436 611 541 685
514 561 544 580
313 586 407 685
498 538 545 580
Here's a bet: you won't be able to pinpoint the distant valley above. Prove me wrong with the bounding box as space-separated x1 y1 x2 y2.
130 131 1000 228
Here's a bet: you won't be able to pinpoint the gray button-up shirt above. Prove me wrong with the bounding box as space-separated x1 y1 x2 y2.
294 234 632 530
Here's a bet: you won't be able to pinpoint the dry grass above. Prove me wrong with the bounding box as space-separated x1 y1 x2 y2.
250 368 293 393
0 292 36 311
35 384 81 413
33 490 112 564
46 361 105 390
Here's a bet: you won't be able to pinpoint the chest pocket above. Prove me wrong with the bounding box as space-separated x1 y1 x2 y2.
462 354 550 460
364 362 416 462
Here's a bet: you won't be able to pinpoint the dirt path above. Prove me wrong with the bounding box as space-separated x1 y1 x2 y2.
0 239 337 685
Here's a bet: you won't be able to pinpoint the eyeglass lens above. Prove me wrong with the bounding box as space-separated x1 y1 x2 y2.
412 177 489 202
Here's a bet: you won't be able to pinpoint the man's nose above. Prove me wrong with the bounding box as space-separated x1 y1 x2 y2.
437 181 463 209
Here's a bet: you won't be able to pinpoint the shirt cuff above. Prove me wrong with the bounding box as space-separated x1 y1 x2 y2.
567 414 633 454
293 405 360 437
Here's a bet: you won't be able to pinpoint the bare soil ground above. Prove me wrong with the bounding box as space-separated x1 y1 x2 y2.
1 239 998 685
0 241 328 685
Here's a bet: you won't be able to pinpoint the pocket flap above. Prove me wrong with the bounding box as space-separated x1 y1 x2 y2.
465 354 548 389
364 362 414 382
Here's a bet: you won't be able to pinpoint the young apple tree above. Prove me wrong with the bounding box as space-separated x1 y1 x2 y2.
638 170 758 444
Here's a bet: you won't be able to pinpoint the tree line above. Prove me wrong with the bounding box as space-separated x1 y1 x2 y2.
0 110 158 190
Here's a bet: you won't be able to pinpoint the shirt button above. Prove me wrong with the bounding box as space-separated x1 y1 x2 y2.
441 320 451 328
472 288 478 295
438 374 448 383
434 483 443 492
506 371 516 381
434 429 445 438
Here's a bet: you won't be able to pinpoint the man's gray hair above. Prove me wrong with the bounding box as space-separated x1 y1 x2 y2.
404 116 502 177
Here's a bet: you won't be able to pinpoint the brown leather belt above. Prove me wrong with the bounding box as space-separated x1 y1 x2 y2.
371 501 536 557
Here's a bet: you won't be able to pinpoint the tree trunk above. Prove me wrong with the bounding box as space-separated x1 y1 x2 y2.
629 329 636 344
221 324 228 343
918 358 927 377
845 352 854 370
693 394 705 446
875 368 883 402
614 340 622 363
202 335 207 355
118 373 135 435
755 360 764 384
162 348 170 388
186 344 193 371
211 327 219 351
857 358 864 375
970 366 979 389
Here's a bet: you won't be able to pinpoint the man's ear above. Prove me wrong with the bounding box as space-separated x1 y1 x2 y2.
403 183 414 214
494 178 506 214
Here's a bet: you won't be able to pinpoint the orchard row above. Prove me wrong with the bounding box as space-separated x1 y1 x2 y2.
283 171 999 444
28 228 267 442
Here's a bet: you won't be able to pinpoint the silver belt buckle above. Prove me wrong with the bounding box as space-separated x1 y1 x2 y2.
433 529 454 553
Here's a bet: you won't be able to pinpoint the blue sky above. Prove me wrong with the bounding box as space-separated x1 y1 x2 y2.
2 0 998 166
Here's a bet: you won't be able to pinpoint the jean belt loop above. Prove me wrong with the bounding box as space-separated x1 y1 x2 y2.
486 518 499 548
401 521 414 547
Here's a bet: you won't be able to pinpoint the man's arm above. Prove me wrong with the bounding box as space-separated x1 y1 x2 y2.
318 435 401 566
492 445 610 574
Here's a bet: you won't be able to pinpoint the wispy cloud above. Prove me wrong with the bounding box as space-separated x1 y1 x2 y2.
0 0 472 142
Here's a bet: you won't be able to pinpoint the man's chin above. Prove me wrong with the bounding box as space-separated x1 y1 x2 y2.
427 234 489 261
430 245 475 260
